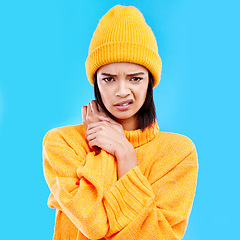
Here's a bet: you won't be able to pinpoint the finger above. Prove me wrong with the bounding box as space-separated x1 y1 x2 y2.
86 126 99 136
81 106 87 118
87 122 100 131
81 106 87 126
98 116 118 125
88 138 101 149
86 132 97 142
87 121 107 131
86 102 95 124
87 102 92 113
90 100 99 113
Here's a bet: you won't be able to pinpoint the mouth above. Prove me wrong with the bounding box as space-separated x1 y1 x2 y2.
114 99 134 111
114 99 133 107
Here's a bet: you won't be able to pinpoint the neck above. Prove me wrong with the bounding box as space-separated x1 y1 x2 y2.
114 116 140 131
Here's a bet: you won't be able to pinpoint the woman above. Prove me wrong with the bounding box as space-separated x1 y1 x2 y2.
43 5 198 240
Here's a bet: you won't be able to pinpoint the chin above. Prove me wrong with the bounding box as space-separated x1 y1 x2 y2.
112 112 137 121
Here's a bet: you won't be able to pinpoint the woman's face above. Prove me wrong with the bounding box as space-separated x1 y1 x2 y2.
97 62 149 130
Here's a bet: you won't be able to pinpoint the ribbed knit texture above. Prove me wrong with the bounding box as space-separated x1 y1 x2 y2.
43 124 198 240
85 5 162 88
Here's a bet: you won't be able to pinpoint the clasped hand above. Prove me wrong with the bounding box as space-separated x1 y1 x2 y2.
81 100 130 158
82 100 138 179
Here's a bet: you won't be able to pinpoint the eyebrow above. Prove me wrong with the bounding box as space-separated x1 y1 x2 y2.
101 72 145 77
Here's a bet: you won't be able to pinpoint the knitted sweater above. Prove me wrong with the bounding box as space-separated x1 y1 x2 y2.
42 123 198 240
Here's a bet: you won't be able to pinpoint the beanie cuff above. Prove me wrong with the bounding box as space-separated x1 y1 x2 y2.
85 41 162 88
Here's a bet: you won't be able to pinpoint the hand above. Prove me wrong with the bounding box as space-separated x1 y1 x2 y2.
83 101 138 179
81 100 109 130
86 116 127 157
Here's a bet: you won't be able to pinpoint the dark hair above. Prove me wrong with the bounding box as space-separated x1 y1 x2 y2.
94 71 156 131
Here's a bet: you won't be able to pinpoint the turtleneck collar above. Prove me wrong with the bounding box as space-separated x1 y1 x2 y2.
124 123 159 148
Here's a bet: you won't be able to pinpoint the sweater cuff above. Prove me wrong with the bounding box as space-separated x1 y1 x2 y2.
104 166 154 233
77 150 117 193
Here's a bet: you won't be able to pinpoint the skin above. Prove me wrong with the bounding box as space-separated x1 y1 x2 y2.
81 62 149 179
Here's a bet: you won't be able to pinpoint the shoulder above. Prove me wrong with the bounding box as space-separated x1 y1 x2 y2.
152 131 198 164
155 131 196 150
43 124 88 150
42 125 89 173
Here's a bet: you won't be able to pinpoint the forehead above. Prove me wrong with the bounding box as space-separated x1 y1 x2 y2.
97 62 148 74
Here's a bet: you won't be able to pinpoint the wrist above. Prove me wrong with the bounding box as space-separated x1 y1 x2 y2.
115 140 135 159
115 141 138 179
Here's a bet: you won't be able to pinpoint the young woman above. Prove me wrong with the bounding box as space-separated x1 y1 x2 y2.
43 5 198 240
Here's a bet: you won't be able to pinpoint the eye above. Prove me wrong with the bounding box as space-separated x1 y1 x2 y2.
102 77 114 82
130 77 143 82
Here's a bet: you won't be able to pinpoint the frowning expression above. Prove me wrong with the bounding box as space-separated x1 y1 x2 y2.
97 62 149 129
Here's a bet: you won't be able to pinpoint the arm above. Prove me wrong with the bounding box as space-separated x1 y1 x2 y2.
103 147 198 239
43 100 135 239
43 128 117 239
43 128 198 240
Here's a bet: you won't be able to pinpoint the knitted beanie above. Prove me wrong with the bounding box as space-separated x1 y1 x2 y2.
85 5 162 88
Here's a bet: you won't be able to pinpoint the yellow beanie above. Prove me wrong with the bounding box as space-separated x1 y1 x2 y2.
85 5 162 88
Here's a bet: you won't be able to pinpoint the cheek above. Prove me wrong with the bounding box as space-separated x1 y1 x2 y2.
99 86 111 106
137 85 148 103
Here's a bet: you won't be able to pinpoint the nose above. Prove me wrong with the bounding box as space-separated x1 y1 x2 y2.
116 80 130 97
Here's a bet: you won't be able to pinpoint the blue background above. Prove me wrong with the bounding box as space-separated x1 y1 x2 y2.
0 0 239 239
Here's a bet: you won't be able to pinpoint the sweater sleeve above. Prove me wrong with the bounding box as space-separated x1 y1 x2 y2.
42 128 118 239
103 147 198 240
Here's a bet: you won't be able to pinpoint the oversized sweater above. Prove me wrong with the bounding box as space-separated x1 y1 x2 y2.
42 123 198 240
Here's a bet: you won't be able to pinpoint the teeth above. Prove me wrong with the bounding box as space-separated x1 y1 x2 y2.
120 102 130 106
116 101 132 107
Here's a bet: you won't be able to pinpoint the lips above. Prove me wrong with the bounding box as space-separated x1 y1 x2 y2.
114 99 133 106
114 99 133 111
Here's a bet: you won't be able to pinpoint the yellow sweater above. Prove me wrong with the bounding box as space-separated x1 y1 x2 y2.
42 123 198 240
